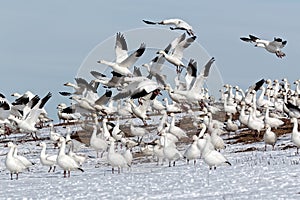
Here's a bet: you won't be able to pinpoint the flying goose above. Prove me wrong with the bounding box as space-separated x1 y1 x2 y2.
97 32 146 76
240 34 287 58
143 18 195 36
157 34 196 73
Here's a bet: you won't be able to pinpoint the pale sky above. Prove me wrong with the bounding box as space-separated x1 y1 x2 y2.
1 0 299 120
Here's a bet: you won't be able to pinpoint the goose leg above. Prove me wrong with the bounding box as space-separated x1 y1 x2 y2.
48 166 52 173
53 166 56 172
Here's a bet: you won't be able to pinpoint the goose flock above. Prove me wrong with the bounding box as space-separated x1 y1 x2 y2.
1 18 298 180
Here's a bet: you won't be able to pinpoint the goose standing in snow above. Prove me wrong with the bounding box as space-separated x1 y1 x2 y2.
97 32 146 76
143 18 195 36
183 135 201 165
291 118 300 154
90 124 108 158
107 137 130 174
38 142 57 172
202 133 231 170
153 139 165 165
56 137 84 178
161 132 182 167
240 34 287 58
13 145 34 170
5 142 26 180
263 125 277 151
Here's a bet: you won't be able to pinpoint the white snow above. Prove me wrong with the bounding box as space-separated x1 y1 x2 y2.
1 127 300 199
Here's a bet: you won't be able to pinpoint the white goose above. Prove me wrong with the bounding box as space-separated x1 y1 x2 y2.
240 34 287 58
143 18 195 36
225 113 239 133
90 125 108 158
128 99 150 125
163 98 181 113
153 139 164 165
168 113 187 139
38 142 57 172
183 135 201 165
13 145 34 169
202 133 231 170
57 137 84 178
264 105 284 128
97 32 146 76
130 120 148 141
210 128 226 151
122 145 133 167
263 125 277 151
161 132 182 167
291 118 300 154
5 142 26 180
107 137 130 174
157 34 196 73
247 106 265 137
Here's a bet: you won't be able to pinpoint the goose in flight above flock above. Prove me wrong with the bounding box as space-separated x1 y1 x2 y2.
240 34 287 58
97 32 146 76
143 18 195 36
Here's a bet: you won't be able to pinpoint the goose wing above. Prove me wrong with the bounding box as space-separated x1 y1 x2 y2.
119 43 146 68
115 32 128 63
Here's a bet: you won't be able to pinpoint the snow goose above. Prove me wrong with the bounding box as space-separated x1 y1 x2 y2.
284 101 300 119
210 127 226 151
111 117 124 141
157 34 196 73
38 142 57 172
9 92 52 139
153 139 165 165
240 34 287 58
196 123 207 154
67 144 87 166
168 113 187 139
257 86 274 108
90 124 108 158
56 103 81 123
225 113 239 134
264 105 284 128
183 135 201 165
0 95 12 122
202 133 231 170
97 32 146 76
113 79 161 104
107 137 130 173
49 123 62 148
143 18 195 36
291 118 300 154
151 98 166 113
13 145 34 170
122 144 133 167
5 142 26 180
172 57 215 103
233 86 244 103
223 97 237 115
163 98 181 113
161 132 182 167
128 99 150 125
130 120 148 142
263 125 277 151
57 137 84 177
247 107 265 137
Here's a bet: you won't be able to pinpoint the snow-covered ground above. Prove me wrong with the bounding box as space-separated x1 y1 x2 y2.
0 127 300 199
